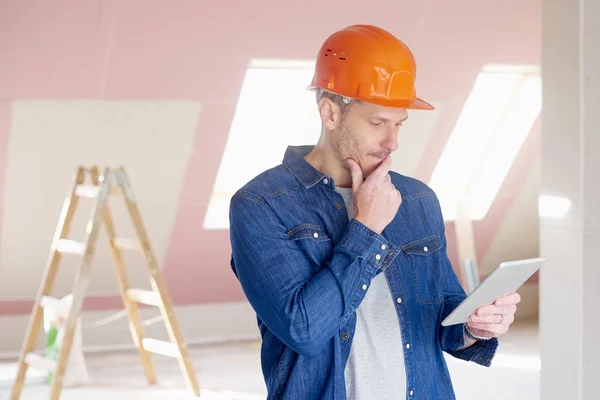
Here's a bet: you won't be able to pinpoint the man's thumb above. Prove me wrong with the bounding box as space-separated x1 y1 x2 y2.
346 159 363 191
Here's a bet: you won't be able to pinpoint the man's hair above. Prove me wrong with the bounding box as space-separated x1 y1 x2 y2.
316 89 358 115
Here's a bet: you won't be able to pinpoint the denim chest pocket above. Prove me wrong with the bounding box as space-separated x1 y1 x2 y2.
402 235 445 304
288 224 333 272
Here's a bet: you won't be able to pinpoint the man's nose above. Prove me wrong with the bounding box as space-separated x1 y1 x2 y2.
382 127 399 152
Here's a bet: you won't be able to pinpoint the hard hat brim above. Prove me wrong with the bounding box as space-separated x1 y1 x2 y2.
308 85 435 111
408 97 435 110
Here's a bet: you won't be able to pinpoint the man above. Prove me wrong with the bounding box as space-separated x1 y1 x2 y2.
229 25 520 399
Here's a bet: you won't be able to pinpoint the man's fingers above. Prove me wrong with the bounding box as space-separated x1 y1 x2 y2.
369 156 392 180
470 313 515 325
475 304 502 316
470 314 499 324
505 304 517 315
475 292 521 316
495 292 521 306
476 304 517 316
346 158 364 192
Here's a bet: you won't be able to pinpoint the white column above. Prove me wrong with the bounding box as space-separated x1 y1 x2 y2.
540 0 600 399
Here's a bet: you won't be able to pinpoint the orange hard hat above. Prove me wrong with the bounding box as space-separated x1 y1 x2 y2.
308 25 434 110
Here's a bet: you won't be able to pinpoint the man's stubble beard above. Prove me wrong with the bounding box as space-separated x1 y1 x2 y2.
332 117 359 171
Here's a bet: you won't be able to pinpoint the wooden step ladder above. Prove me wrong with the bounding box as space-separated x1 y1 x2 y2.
10 166 201 400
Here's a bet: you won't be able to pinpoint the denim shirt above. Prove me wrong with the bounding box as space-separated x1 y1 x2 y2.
229 145 498 400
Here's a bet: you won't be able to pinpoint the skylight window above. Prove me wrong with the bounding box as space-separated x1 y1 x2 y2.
203 59 321 229
429 65 541 220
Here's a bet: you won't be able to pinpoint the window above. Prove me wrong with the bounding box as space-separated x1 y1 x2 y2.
429 65 541 220
538 195 571 218
204 59 321 229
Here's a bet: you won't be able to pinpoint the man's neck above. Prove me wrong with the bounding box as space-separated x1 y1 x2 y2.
304 144 353 188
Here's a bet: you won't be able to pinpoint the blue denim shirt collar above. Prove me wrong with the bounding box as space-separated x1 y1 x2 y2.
282 145 326 189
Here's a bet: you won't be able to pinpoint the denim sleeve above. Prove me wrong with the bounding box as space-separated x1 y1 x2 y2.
432 194 499 367
441 297 499 367
229 191 400 356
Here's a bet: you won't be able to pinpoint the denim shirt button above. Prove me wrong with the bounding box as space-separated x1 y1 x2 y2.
343 333 350 340
410 390 414 396
323 178 329 184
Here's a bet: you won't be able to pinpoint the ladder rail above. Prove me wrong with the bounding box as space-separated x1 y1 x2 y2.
115 168 200 396
94 168 157 385
10 167 86 400
48 166 111 400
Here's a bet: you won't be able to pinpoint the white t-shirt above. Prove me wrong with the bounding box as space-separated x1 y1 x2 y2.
336 186 407 400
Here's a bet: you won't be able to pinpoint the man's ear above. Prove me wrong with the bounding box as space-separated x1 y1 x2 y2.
318 98 342 131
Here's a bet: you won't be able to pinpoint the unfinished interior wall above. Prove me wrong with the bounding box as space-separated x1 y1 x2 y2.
0 0 541 354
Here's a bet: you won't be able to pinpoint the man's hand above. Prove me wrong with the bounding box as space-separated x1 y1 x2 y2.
346 157 402 235
466 292 521 338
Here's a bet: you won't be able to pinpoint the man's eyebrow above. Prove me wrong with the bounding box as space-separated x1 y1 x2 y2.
370 115 409 123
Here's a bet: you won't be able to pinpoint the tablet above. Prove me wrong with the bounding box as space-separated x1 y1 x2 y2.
441 257 545 326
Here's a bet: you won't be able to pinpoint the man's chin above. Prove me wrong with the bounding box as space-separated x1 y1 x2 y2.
362 164 380 178
343 155 382 177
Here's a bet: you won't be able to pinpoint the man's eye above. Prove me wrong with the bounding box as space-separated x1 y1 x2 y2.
370 120 383 126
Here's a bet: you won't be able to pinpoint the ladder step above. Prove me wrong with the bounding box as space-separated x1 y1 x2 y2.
142 338 179 358
57 239 86 255
74 184 100 198
113 237 141 251
40 296 62 310
25 353 57 373
74 184 121 198
127 289 162 307
40 296 72 317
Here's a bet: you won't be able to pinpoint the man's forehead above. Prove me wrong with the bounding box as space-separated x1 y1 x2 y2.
355 101 408 119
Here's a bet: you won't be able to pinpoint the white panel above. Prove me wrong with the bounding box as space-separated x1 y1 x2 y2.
1 101 201 299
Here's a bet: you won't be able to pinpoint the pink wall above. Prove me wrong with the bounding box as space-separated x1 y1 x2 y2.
0 0 541 314
0 101 10 262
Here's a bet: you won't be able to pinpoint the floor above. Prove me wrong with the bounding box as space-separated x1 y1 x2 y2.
0 321 539 400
